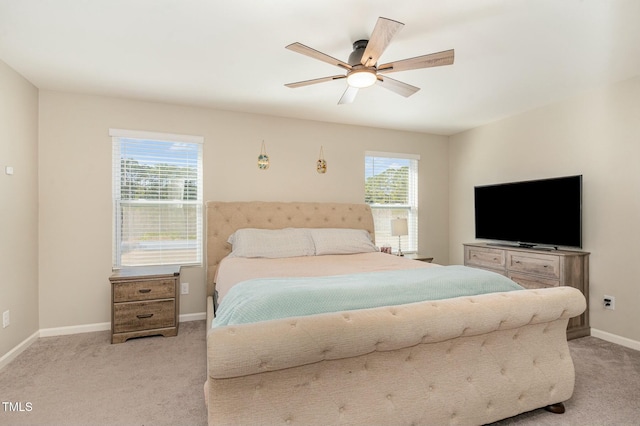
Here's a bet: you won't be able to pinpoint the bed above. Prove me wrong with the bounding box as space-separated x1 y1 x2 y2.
204 201 586 425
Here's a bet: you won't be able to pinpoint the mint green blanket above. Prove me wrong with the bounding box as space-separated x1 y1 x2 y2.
213 265 523 327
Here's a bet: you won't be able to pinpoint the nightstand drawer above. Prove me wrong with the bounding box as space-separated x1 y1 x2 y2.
113 300 175 333
507 252 560 278
113 279 176 302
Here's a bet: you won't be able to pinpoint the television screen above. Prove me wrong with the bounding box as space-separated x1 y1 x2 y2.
474 175 582 248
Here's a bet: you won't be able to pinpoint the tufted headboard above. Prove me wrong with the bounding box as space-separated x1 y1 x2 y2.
205 201 375 296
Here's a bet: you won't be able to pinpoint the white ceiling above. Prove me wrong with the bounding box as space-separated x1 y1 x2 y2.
1 0 639 136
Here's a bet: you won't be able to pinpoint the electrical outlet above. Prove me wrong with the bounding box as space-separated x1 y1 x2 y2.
181 282 189 295
603 295 615 310
2 310 9 328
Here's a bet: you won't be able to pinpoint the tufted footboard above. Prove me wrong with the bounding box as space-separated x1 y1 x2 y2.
205 286 586 425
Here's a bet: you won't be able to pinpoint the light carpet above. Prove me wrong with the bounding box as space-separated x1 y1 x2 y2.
1 321 207 425
1 321 638 425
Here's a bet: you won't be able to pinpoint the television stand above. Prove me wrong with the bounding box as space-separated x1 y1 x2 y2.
463 243 590 340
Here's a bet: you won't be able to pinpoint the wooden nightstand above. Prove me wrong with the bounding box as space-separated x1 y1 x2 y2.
406 254 434 263
110 266 180 344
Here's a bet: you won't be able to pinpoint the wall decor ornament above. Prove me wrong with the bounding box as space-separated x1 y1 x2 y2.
258 140 269 170
316 146 327 174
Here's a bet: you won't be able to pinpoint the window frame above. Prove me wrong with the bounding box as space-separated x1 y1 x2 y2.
110 128 204 269
364 151 419 253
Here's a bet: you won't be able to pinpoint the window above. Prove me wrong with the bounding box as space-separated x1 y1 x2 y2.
110 129 203 268
365 151 419 253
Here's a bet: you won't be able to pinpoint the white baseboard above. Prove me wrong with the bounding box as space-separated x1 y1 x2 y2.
39 322 111 337
591 328 640 351
37 312 206 338
179 312 206 322
0 330 39 371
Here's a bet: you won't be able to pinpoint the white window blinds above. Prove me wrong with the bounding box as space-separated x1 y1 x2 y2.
111 129 203 268
365 151 419 253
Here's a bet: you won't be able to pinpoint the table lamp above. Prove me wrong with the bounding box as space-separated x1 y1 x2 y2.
391 218 408 256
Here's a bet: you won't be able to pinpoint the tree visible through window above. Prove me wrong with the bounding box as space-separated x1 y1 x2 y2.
365 152 419 253
111 129 203 268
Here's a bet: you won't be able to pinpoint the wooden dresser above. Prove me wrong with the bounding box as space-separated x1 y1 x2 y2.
110 266 180 344
463 243 590 340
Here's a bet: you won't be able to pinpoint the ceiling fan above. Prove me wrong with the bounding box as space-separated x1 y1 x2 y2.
285 17 454 105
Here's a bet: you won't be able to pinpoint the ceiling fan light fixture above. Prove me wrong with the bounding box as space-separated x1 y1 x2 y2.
284 17 454 104
346 69 377 88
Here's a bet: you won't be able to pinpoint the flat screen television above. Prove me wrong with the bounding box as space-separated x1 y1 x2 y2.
474 175 582 248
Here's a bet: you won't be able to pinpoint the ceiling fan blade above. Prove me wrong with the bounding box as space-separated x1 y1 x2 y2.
338 86 359 105
286 43 352 71
361 17 404 67
285 75 346 88
378 49 454 74
376 75 420 97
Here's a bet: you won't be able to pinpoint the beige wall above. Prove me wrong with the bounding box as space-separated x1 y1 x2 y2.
37 91 449 329
0 61 39 358
449 75 640 343
3 61 638 355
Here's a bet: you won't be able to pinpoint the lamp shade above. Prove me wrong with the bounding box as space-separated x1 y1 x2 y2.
391 218 408 236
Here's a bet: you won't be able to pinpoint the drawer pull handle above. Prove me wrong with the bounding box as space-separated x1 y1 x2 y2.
137 313 154 319
138 289 152 294
515 261 521 264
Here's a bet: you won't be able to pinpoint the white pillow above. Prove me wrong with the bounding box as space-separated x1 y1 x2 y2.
227 228 315 258
310 228 377 255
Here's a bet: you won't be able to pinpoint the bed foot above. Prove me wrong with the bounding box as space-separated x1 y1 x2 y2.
544 402 565 414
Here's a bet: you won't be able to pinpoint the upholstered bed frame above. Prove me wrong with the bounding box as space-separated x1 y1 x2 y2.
204 201 586 425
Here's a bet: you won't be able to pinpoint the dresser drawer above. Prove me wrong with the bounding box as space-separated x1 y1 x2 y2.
507 252 560 279
113 279 176 302
465 246 505 270
508 272 560 289
113 300 175 333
